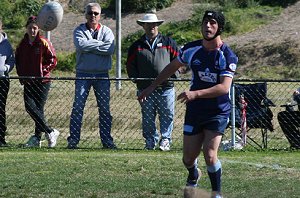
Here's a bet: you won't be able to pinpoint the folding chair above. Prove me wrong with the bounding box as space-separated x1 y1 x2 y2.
233 82 275 148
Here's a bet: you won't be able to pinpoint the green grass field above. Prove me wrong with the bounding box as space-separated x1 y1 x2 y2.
0 148 299 198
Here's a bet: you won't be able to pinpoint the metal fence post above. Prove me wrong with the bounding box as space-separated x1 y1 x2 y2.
231 84 236 147
45 0 51 40
115 0 122 90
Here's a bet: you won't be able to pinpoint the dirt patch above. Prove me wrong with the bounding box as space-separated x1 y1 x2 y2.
224 1 300 73
51 0 300 74
51 0 196 52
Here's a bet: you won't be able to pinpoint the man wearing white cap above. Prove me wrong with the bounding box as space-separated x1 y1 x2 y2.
126 13 179 151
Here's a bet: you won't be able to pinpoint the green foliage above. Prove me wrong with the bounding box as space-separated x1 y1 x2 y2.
260 0 299 7
15 0 42 15
218 0 260 8
0 0 15 28
244 65 300 80
5 29 25 49
122 30 144 52
159 21 201 45
224 6 282 36
119 30 143 72
109 0 175 13
198 0 299 8
0 0 43 29
279 65 300 79
190 3 222 24
196 0 260 8
56 52 76 71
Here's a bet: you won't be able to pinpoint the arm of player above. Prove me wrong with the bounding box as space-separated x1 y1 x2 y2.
177 76 233 104
138 58 183 102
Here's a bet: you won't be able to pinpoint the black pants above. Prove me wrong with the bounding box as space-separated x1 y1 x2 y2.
24 82 53 138
278 111 300 148
0 79 9 143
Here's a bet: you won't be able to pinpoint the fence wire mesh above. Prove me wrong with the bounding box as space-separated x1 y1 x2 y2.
1 77 299 150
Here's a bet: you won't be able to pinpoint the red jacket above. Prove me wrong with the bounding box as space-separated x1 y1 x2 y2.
15 32 57 83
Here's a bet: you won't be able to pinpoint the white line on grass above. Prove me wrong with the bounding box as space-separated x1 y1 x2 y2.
221 159 300 172
98 152 300 172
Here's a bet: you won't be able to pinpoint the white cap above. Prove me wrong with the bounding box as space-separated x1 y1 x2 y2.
137 14 164 26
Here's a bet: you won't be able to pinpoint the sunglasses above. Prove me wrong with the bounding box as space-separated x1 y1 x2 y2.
87 11 100 16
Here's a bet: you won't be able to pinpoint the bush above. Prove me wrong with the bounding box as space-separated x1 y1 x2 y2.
260 0 298 7
0 0 43 29
56 52 76 71
109 0 175 13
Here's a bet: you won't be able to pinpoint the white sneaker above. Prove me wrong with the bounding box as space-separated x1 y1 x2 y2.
159 139 170 151
211 192 223 198
25 135 41 148
45 129 60 148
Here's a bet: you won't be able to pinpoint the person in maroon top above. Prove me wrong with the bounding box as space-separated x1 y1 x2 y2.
15 16 60 148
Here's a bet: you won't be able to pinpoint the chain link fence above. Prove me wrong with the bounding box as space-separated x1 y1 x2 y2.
1 77 300 150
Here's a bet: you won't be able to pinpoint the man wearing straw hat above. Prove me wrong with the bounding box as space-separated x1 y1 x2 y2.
126 13 179 151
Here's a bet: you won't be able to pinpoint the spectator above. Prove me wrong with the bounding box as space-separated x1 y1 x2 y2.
0 18 15 147
278 87 300 149
15 16 60 148
67 3 116 149
293 87 300 111
126 13 179 151
138 10 238 198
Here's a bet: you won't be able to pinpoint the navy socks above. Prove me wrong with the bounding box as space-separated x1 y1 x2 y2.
207 160 222 192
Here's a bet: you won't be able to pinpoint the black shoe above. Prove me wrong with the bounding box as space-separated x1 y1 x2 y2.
0 140 8 147
103 144 117 150
144 146 155 150
186 168 201 187
67 144 78 149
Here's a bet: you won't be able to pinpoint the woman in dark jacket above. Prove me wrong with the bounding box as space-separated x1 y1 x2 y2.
15 16 59 148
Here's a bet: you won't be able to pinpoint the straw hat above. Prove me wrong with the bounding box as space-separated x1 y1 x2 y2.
137 14 164 26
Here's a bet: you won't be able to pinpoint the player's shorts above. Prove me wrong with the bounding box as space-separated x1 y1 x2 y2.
183 111 229 136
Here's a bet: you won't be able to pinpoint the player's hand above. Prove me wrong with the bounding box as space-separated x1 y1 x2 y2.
137 86 156 102
177 91 197 104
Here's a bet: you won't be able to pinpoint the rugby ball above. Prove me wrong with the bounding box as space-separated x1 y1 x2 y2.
37 1 63 31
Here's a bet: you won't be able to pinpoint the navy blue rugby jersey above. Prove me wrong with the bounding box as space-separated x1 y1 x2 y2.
178 40 238 115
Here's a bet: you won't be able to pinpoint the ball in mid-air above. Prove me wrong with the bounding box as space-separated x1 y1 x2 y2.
37 1 63 31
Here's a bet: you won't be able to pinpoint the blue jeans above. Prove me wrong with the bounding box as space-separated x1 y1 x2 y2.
138 87 175 148
68 72 114 147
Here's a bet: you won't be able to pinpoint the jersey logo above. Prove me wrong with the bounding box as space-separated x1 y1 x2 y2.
192 59 201 65
229 63 237 71
198 68 217 83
